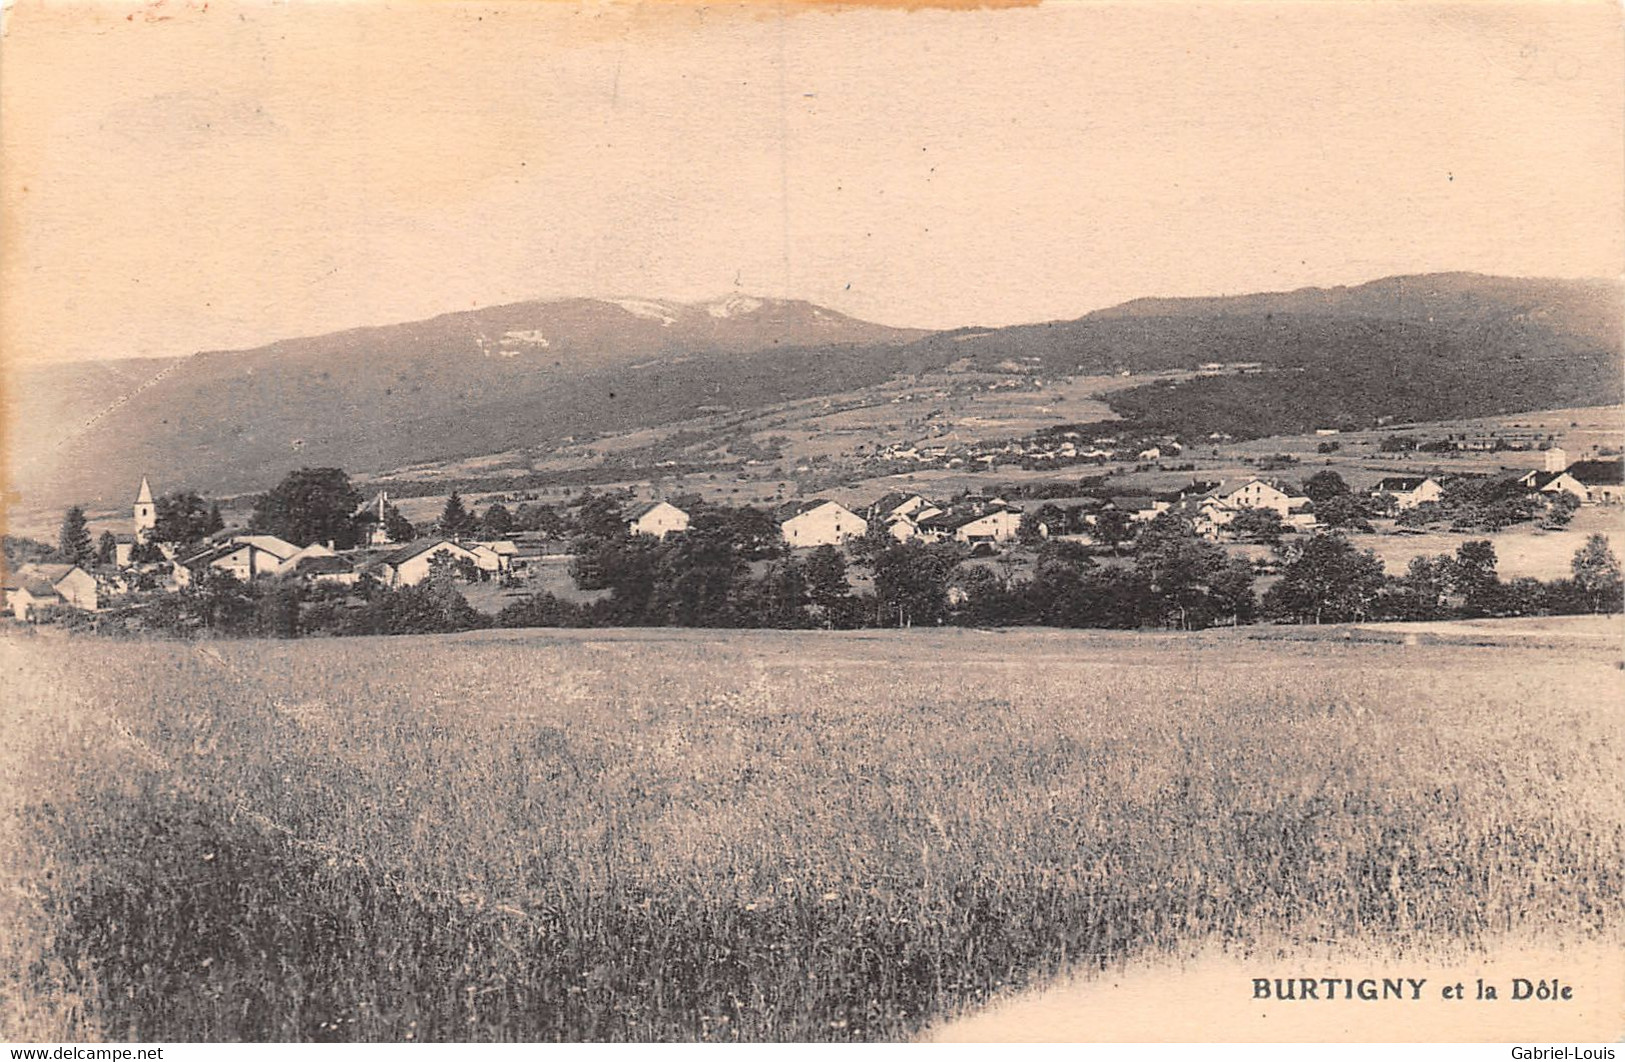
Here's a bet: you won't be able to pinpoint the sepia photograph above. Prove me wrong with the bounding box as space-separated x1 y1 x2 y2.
1 0 1622 1046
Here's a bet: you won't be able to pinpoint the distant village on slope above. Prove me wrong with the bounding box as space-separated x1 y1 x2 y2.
5 428 1621 626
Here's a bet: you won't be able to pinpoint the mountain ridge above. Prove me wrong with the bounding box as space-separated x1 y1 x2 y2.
9 274 1620 510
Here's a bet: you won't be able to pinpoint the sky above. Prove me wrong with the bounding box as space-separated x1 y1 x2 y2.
2 0 1622 364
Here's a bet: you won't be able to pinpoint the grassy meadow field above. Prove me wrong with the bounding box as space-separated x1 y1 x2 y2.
3 624 1622 1042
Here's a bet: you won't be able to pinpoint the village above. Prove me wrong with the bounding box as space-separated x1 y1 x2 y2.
5 431 1620 628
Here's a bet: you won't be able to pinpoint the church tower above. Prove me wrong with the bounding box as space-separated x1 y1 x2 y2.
133 477 157 543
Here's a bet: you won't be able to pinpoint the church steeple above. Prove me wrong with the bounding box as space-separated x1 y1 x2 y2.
133 477 157 543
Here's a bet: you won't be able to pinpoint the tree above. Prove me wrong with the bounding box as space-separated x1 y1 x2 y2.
1092 509 1136 555
1451 539 1502 617
805 545 850 610
1303 470 1351 505
58 507 92 567
481 503 514 538
384 505 416 543
1313 494 1374 532
1228 507 1285 544
250 468 365 548
206 502 225 535
872 542 960 627
1264 533 1386 624
1542 492 1581 529
153 490 215 545
438 492 476 538
1571 534 1623 613
1134 519 1238 629
95 530 118 567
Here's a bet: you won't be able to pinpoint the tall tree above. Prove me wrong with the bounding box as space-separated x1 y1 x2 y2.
249 468 365 548
1303 470 1351 504
438 492 475 537
481 503 514 538
383 504 416 543
1264 533 1386 624
1571 534 1623 614
96 531 118 567
58 506 92 567
1451 539 1502 617
153 490 215 545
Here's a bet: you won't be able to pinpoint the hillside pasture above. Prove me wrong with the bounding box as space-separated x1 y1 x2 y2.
3 626 1621 1042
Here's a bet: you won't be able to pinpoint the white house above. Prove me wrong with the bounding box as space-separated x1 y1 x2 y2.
378 539 480 587
230 535 304 573
626 501 690 539
868 492 935 523
1219 479 1309 517
175 536 300 585
1564 460 1624 505
779 500 868 547
467 543 509 574
946 508 1024 544
1370 476 1444 511
4 564 99 619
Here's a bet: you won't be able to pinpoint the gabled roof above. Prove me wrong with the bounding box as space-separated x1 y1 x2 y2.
1567 459 1623 486
379 538 474 567
23 563 85 586
230 535 302 560
1108 495 1156 511
178 542 246 570
1373 476 1430 492
869 491 923 516
777 498 852 521
294 555 356 575
626 500 685 522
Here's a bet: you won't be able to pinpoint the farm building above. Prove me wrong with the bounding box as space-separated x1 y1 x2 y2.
943 508 1024 545
1218 479 1310 517
291 554 360 587
175 535 301 585
1565 459 1623 505
3 564 99 620
377 539 480 588
779 500 868 547
626 501 690 540
1371 476 1444 511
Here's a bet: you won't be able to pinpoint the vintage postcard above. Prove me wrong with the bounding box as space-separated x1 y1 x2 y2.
1 0 1622 1046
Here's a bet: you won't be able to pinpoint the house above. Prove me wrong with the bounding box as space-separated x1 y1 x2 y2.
1565 459 1624 505
230 535 304 573
282 542 337 570
868 492 935 523
1370 476 1444 511
1521 469 1588 501
626 501 690 539
1108 496 1164 522
1219 479 1309 517
113 533 137 567
475 539 520 564
378 539 480 587
4 564 99 619
174 537 296 585
467 543 509 574
944 507 1023 545
883 515 920 542
779 500 868 547
291 554 360 587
